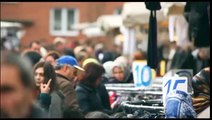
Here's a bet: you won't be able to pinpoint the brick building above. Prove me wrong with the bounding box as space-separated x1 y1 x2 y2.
1 2 124 49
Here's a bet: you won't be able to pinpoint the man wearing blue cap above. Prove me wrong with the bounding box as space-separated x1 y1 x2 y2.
54 55 84 118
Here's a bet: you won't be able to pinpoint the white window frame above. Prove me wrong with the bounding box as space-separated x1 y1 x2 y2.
50 8 79 36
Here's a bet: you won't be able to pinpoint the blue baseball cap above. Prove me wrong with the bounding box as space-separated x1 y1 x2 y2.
56 55 84 71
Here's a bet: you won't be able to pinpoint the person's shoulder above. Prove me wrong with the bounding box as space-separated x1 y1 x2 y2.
60 81 75 94
75 84 92 94
75 84 86 91
108 77 119 83
56 74 68 82
56 78 75 97
51 90 65 99
56 76 72 88
30 104 48 118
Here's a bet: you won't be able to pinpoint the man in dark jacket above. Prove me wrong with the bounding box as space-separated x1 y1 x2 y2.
1 52 46 118
55 55 84 118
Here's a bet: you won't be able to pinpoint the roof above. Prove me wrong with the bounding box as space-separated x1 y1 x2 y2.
97 15 123 32
0 21 22 28
121 2 186 27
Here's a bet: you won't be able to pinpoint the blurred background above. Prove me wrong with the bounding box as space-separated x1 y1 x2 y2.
0 2 185 56
0 2 210 118
1 2 210 74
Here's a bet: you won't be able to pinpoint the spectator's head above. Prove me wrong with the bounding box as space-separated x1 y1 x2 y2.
22 50 42 67
55 55 84 81
74 45 86 55
114 56 128 68
34 61 57 93
82 58 100 68
198 47 210 60
76 51 89 67
53 37 66 45
44 51 61 66
81 63 105 87
29 41 41 54
101 51 114 64
64 48 75 58
1 52 35 118
170 41 177 49
103 61 114 78
112 61 125 82
86 46 94 57
53 37 66 53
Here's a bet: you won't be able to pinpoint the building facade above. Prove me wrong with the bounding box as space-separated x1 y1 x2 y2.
1 2 124 49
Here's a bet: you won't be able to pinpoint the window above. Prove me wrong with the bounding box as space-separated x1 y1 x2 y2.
114 8 122 15
67 9 75 31
50 8 79 36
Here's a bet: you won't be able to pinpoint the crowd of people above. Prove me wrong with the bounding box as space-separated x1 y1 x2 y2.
1 36 210 118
